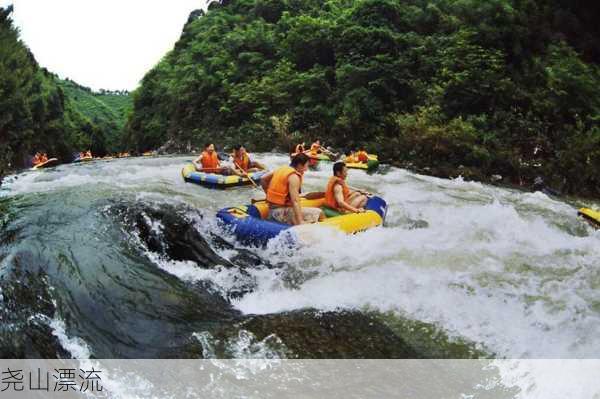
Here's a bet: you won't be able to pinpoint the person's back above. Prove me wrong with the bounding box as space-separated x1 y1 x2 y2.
262 153 324 225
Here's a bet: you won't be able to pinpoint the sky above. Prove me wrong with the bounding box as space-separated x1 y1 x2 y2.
1 0 205 91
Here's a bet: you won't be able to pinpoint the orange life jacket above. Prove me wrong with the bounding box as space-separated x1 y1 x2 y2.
200 151 220 171
357 151 369 163
233 152 250 172
345 154 357 163
325 176 350 210
266 166 303 206
310 143 320 155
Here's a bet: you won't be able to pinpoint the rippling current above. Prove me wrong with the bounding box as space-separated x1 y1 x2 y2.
1 154 599 360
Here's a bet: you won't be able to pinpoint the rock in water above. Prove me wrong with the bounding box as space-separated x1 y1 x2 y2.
182 309 421 359
0 254 69 358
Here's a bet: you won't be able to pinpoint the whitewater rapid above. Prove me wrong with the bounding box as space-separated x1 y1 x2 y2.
1 153 599 359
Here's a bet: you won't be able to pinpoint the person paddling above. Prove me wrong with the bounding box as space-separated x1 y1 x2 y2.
309 140 322 156
231 144 265 173
194 143 240 175
324 162 370 213
292 142 306 156
260 153 325 225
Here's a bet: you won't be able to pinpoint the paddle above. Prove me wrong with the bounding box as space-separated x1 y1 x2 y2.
232 160 261 190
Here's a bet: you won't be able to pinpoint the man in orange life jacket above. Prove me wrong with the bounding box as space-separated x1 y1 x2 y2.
325 162 369 213
231 144 265 173
260 153 325 225
194 143 240 175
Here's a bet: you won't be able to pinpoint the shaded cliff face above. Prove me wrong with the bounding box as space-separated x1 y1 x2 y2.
125 0 600 198
0 6 130 170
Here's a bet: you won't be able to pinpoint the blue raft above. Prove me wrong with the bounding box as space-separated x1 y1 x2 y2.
217 196 387 246
182 163 267 189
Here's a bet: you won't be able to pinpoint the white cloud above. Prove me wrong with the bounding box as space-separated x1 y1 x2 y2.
6 0 205 90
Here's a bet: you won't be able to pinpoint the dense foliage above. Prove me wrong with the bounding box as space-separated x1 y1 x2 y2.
58 79 132 153
0 6 130 175
126 0 600 196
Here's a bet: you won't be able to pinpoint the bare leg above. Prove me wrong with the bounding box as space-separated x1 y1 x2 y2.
349 193 368 209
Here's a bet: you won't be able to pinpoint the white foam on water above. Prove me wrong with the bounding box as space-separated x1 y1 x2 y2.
49 317 92 359
193 330 287 360
225 163 600 358
5 154 600 359
1 157 190 197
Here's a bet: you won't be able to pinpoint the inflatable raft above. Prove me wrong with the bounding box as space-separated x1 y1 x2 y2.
32 158 59 170
73 156 94 163
217 195 387 246
181 163 266 189
345 154 379 171
578 208 600 228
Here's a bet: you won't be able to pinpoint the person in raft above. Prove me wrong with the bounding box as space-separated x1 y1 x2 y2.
260 153 325 225
32 152 42 166
344 150 357 163
292 142 306 156
32 152 48 166
309 140 322 156
325 162 370 213
355 147 369 163
194 143 240 175
310 139 338 159
231 145 265 173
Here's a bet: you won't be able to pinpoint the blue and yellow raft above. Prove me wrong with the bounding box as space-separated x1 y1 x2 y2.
181 163 266 189
217 195 387 246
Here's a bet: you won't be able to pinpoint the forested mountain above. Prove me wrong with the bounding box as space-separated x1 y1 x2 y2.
126 0 600 196
0 6 130 175
58 79 132 153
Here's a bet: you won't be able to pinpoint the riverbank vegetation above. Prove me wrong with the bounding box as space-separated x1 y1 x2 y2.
0 6 131 176
126 0 600 197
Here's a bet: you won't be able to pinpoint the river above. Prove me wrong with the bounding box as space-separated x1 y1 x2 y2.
1 154 599 360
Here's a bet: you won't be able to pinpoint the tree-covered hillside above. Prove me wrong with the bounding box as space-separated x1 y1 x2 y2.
58 79 132 153
126 0 600 197
0 6 130 176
